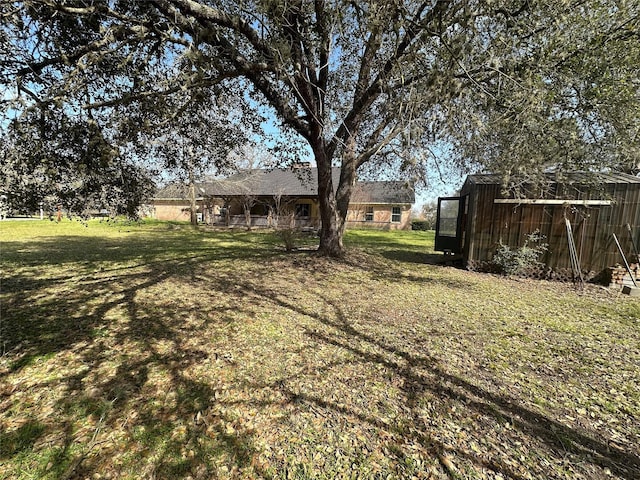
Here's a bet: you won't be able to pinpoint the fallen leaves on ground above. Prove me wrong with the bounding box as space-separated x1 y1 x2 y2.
1 222 638 479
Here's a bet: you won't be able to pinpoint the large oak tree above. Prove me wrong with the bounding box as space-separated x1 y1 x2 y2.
1 1 638 255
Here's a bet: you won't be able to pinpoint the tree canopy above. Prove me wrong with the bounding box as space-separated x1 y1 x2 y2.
1 1 638 253
1 106 155 217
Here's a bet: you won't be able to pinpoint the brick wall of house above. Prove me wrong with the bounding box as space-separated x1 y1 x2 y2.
346 204 412 230
153 201 191 221
153 198 413 230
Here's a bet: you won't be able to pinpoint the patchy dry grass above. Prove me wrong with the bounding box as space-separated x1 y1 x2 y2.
1 220 639 479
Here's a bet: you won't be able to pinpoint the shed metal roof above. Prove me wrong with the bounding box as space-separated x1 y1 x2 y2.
466 171 640 186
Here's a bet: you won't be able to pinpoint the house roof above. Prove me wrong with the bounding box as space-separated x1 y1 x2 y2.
153 182 212 200
350 181 415 204
155 167 415 204
207 167 337 197
466 171 640 186
153 183 192 200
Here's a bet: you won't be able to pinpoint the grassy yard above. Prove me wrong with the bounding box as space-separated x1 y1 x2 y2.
1 220 639 479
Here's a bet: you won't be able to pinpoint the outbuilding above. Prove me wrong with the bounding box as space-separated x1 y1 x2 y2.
435 172 640 281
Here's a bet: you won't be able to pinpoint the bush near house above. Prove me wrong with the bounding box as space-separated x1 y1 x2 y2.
411 219 432 231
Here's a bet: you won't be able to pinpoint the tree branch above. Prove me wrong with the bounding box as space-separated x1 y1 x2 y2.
150 0 311 140
81 74 235 110
156 0 274 59
328 0 453 160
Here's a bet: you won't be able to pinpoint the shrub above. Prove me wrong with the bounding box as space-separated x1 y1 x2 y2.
411 220 432 231
277 227 299 252
492 230 548 276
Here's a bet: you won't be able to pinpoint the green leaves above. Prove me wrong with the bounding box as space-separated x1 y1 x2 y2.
1 109 155 217
449 0 640 181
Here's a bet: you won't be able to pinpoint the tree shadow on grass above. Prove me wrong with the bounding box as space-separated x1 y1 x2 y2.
2 272 264 479
380 249 456 266
344 230 452 267
1 235 277 479
3 229 637 478
315 248 478 291
0 229 273 267
0 420 47 459
232 281 640 479
1 228 286 358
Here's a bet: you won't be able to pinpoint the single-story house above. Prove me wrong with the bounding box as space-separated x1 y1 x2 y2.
152 166 415 230
435 172 640 281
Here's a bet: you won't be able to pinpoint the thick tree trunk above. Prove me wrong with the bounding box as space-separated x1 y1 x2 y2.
336 138 358 234
313 123 363 257
314 144 344 257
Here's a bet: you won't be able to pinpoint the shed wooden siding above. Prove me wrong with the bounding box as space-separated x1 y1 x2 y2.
461 176 640 274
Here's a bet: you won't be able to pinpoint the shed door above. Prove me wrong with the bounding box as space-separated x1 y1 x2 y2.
435 196 466 253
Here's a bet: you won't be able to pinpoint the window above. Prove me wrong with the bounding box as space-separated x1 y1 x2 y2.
295 203 310 217
392 206 401 223
365 206 374 222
